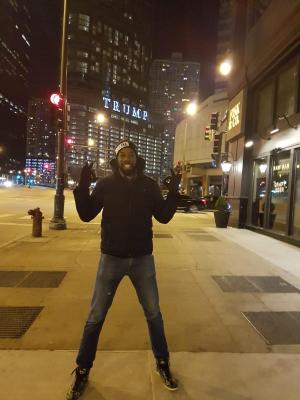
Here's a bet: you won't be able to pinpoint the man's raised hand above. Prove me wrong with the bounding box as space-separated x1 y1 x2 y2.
163 168 182 194
78 162 97 190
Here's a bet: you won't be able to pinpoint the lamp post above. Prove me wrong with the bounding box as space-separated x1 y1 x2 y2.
182 102 197 193
50 0 68 230
221 160 232 195
96 113 107 176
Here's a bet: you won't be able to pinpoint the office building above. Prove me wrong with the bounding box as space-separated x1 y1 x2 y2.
0 0 31 162
149 53 200 177
66 0 161 180
214 0 234 93
25 98 56 185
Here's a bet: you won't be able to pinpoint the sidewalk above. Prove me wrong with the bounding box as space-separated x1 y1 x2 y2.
0 213 300 399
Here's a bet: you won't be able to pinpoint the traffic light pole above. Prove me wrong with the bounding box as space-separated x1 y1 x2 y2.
49 0 68 230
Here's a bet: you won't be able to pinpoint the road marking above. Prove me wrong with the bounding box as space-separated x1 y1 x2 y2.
0 214 14 218
0 222 30 226
0 234 28 249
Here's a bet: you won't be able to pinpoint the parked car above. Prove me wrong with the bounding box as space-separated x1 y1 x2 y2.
176 195 207 212
203 195 219 209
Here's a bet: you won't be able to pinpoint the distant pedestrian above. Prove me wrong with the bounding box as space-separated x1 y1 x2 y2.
67 139 181 399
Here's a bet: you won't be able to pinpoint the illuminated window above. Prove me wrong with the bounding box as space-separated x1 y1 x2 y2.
77 51 88 58
76 61 88 74
114 30 119 46
78 14 90 32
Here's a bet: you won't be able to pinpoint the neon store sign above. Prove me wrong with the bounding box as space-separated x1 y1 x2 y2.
103 97 149 121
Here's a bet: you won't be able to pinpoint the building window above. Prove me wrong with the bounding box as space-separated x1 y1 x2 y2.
77 51 88 58
276 63 298 117
114 30 119 46
78 14 90 32
76 61 88 74
256 82 274 136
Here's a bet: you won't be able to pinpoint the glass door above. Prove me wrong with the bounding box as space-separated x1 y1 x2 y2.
268 150 290 233
251 158 268 227
292 149 300 239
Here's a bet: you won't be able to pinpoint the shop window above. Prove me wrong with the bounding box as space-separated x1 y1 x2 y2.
276 64 297 117
251 158 268 227
256 82 274 136
292 149 300 239
269 150 290 233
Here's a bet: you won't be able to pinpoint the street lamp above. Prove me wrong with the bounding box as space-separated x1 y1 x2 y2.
183 102 198 165
96 113 106 124
181 102 198 193
220 160 232 196
219 59 233 77
49 0 68 230
95 113 108 176
221 160 232 173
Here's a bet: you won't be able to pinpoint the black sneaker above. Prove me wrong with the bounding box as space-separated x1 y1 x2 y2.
156 359 178 391
66 367 89 400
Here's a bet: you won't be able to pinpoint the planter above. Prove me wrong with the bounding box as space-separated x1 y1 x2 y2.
214 210 230 228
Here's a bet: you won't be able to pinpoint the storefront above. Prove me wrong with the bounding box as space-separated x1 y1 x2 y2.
246 54 300 245
226 89 248 228
250 146 300 243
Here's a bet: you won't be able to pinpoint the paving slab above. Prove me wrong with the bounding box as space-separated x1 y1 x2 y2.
1 350 300 400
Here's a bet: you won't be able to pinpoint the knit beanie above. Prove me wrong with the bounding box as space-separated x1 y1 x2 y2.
115 139 137 157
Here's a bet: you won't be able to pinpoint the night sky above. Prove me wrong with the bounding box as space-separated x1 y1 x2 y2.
154 0 219 99
29 0 219 100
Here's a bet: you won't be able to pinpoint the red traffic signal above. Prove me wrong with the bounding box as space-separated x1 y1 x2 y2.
65 138 74 148
50 93 63 108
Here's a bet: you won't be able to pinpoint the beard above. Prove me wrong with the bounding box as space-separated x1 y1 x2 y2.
119 163 137 177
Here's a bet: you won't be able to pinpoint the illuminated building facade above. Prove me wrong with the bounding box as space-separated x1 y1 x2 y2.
149 53 200 177
226 0 300 245
214 0 234 93
25 98 56 185
0 0 31 162
66 0 161 179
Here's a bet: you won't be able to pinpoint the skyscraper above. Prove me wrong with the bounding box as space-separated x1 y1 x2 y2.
0 0 31 162
25 98 57 185
214 0 234 93
149 53 200 177
66 0 161 179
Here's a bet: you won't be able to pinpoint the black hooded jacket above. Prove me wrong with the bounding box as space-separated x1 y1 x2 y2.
73 156 179 257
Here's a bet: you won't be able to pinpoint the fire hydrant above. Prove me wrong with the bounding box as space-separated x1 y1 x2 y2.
28 208 44 237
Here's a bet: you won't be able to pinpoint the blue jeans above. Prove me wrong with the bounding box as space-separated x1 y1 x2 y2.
76 254 169 369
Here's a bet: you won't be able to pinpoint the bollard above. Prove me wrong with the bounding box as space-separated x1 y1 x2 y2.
28 207 44 237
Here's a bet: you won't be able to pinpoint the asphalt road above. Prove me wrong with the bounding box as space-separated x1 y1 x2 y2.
0 186 80 246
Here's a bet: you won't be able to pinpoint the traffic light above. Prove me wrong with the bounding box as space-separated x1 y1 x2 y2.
213 132 222 154
210 112 219 131
65 137 73 150
50 93 64 110
204 126 211 141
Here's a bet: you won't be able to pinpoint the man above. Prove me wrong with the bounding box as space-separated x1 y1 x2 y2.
67 139 181 400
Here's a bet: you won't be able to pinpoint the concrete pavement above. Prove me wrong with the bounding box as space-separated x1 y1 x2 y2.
0 209 300 399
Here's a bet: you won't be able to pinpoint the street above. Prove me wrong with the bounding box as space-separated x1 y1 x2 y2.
0 186 300 399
